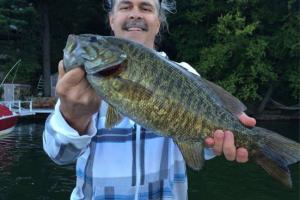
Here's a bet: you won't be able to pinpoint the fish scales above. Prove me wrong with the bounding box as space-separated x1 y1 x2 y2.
149 59 210 137
126 56 203 138
149 74 228 138
63 34 300 187
115 43 197 135
89 36 253 143
106 37 249 141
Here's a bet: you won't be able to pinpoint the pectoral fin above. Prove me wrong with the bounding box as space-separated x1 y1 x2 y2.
176 140 205 170
203 79 247 116
105 105 123 129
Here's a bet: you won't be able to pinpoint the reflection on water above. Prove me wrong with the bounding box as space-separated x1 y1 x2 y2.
0 123 75 200
0 121 299 200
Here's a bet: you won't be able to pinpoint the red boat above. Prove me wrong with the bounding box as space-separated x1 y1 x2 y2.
0 104 18 135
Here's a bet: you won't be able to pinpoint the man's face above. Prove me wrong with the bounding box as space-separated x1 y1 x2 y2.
109 0 161 49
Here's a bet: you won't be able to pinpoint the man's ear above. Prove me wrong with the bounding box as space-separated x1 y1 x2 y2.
155 19 161 35
109 14 115 32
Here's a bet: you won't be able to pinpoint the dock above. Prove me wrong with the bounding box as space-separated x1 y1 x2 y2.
0 100 53 117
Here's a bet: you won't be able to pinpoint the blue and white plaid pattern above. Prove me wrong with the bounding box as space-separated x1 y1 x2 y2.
43 101 188 200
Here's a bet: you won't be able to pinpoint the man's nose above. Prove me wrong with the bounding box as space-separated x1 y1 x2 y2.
129 8 142 19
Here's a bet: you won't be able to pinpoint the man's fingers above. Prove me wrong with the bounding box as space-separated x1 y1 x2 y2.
58 60 84 84
58 60 66 80
207 129 249 163
63 68 86 86
205 137 214 147
223 131 236 161
56 61 87 97
236 148 248 163
238 112 256 127
212 130 224 155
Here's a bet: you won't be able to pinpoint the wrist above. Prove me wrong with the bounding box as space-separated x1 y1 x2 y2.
65 115 92 134
59 106 92 134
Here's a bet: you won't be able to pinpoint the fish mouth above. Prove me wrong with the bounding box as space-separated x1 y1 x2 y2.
93 61 127 77
85 51 127 75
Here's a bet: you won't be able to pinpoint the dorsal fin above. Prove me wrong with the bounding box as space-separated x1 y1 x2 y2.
203 79 247 116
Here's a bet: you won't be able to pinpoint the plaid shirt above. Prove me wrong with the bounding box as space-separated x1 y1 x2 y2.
43 59 214 200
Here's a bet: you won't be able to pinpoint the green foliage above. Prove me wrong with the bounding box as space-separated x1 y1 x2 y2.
0 0 40 84
287 68 300 99
168 0 300 103
0 0 108 84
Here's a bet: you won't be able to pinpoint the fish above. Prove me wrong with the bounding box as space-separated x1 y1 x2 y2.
63 34 300 188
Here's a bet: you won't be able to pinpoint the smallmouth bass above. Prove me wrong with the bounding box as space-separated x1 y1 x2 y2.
63 34 300 188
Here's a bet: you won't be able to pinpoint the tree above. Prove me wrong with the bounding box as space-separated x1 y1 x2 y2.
0 0 40 85
167 0 299 110
34 0 51 96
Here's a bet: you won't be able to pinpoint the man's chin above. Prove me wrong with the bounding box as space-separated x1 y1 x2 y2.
126 30 145 36
123 32 146 43
115 31 153 48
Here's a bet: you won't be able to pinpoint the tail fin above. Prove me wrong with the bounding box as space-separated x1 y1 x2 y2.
252 127 300 188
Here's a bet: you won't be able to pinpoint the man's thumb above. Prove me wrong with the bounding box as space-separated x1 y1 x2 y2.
58 60 66 80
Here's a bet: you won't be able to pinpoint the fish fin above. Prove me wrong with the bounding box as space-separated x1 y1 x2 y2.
252 127 300 188
202 79 247 116
105 105 123 129
116 77 153 100
176 140 205 170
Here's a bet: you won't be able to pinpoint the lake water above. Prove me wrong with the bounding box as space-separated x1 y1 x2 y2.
0 120 299 200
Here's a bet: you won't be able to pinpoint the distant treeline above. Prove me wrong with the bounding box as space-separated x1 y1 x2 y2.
0 0 299 110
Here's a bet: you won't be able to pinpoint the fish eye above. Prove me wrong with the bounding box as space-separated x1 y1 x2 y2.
90 36 97 42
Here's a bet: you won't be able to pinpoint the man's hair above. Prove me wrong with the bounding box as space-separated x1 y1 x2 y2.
103 0 176 45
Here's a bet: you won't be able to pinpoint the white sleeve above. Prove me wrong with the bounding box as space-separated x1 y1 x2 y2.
204 148 216 160
176 61 201 76
43 99 98 165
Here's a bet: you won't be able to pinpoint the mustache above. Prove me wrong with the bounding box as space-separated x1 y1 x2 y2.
122 19 148 31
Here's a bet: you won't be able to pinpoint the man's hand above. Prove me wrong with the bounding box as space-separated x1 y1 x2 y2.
56 60 101 134
205 112 256 163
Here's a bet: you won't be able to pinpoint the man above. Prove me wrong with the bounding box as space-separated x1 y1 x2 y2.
43 0 256 199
